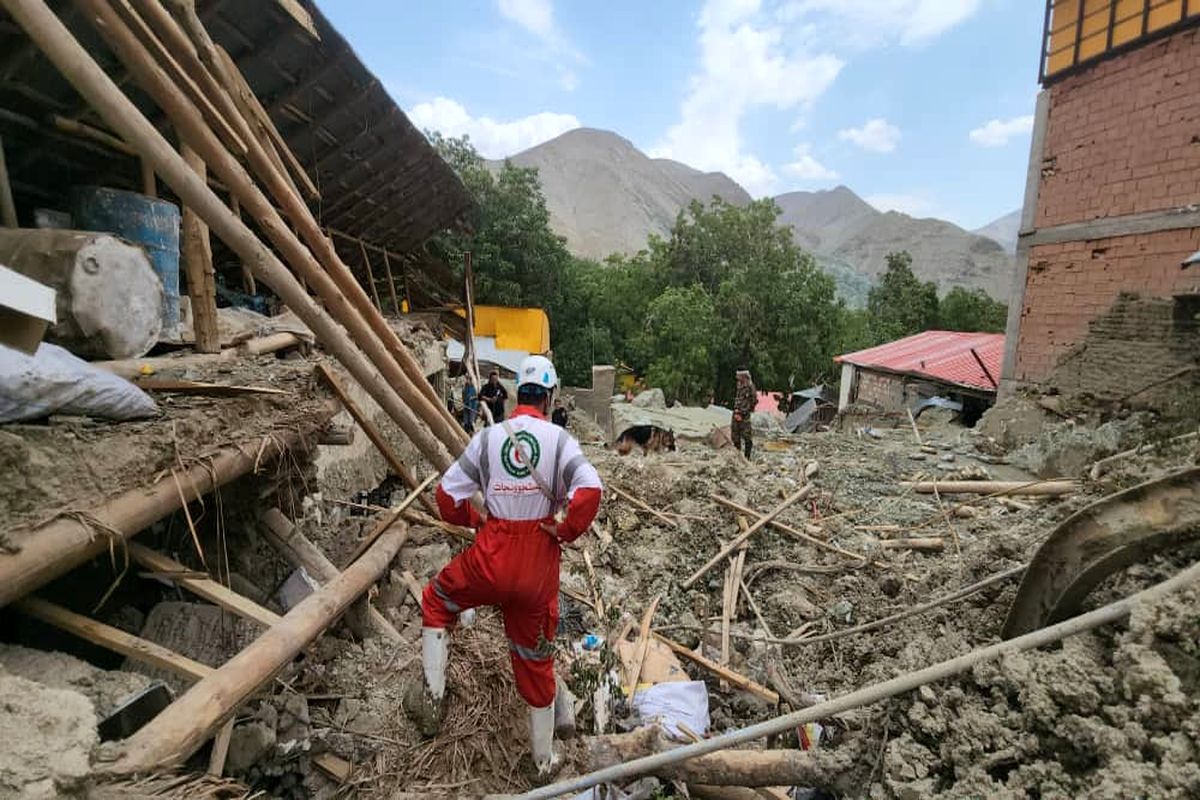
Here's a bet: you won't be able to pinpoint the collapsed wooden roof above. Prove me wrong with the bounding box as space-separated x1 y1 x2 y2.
0 0 472 307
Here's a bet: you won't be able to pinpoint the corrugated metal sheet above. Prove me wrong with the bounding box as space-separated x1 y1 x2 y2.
835 331 1005 393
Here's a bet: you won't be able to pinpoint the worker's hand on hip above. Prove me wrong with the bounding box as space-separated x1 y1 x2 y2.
540 521 566 543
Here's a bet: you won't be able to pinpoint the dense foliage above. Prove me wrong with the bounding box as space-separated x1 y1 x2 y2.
429 135 1007 402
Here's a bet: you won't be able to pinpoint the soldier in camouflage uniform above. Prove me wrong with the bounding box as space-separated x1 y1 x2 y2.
732 369 756 459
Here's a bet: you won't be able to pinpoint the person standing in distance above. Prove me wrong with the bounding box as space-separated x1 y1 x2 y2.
479 369 509 424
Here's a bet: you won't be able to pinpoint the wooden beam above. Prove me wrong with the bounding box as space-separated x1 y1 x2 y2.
15 596 213 680
181 145 220 352
105 519 411 772
357 237 383 310
609 485 677 528
903 480 1077 496
382 248 400 314
652 634 778 704
711 495 865 562
0 134 16 227
683 486 812 589
128 542 282 628
259 507 402 643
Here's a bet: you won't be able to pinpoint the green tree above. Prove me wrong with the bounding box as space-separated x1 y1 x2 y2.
866 251 940 343
637 285 716 404
938 286 1008 332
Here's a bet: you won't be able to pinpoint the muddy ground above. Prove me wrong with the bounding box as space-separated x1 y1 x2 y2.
2 390 1198 800
288 400 1200 799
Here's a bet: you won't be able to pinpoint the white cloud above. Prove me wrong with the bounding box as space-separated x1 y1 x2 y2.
408 97 580 159
866 192 940 218
969 115 1034 147
653 0 982 197
781 0 984 47
838 118 901 153
783 143 838 181
651 0 843 196
497 0 555 40
496 0 584 90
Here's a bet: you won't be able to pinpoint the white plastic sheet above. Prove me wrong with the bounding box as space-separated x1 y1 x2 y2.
632 680 710 740
0 341 158 423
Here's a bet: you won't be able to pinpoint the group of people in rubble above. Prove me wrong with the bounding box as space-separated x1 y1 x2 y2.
452 369 568 433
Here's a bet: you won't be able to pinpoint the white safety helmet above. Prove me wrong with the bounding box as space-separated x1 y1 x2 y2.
517 354 558 391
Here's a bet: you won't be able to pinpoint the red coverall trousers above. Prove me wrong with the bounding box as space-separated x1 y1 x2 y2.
422 511 562 708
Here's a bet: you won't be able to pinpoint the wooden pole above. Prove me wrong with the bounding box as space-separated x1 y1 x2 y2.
47 0 457 472
0 134 18 227
315 362 440 517
903 480 1077 496
652 634 778 704
0 402 335 609
128 542 281 627
139 158 156 197
229 195 254 294
180 144 220 352
106 519 411 773
579 728 850 789
15 596 213 680
155 0 465 449
683 486 812 589
259 507 402 643
357 237 383 311
609 485 678 528
382 248 400 315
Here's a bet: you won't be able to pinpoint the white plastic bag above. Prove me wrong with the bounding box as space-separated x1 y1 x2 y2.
0 341 159 422
632 680 710 740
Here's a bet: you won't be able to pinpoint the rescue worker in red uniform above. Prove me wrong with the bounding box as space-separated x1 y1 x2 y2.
406 355 603 778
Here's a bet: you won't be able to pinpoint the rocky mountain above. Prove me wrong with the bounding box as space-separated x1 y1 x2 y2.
773 186 1015 302
498 128 1015 304
489 128 750 260
973 209 1022 254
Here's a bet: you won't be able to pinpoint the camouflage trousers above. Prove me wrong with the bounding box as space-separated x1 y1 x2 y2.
731 416 753 458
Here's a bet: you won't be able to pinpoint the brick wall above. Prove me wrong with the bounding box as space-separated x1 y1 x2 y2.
1036 27 1200 229
853 370 906 410
1012 23 1200 390
1014 228 1200 383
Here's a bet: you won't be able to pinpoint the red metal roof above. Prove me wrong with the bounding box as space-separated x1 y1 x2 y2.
834 331 1005 393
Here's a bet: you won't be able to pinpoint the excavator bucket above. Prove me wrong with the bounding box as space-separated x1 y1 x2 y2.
1002 466 1200 639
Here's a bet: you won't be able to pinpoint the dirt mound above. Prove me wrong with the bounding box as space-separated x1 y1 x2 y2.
0 669 96 799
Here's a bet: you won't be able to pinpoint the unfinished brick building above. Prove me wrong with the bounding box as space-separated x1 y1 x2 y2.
1000 0 1200 401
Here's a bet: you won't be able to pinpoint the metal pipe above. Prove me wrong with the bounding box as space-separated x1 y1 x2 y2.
511 558 1200 799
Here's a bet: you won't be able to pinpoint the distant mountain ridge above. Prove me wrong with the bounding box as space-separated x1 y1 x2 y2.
973 209 1021 254
496 128 1016 304
487 128 750 260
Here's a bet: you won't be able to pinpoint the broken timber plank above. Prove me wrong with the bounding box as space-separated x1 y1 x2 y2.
711 495 864 562
15 596 213 680
879 538 945 552
313 753 353 783
625 595 661 698
207 718 234 776
903 480 1077 496
683 486 812 589
608 485 677 528
128 543 281 628
135 378 289 396
652 634 778 705
260 508 401 643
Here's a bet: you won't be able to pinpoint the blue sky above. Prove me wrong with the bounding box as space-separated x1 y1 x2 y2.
323 1 1043 231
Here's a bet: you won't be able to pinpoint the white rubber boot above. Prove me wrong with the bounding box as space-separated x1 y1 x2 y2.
530 703 559 779
422 627 448 701
404 627 447 737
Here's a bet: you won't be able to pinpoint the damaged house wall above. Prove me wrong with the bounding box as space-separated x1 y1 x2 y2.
1004 23 1200 395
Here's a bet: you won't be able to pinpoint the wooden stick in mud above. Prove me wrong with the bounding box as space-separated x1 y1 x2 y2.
879 537 945 552
652 634 779 704
625 595 662 698
904 480 1077 496
609 484 678 528
710 493 865 563
684 487 812 589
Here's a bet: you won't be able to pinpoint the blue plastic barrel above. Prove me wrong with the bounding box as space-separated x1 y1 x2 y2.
72 186 181 333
